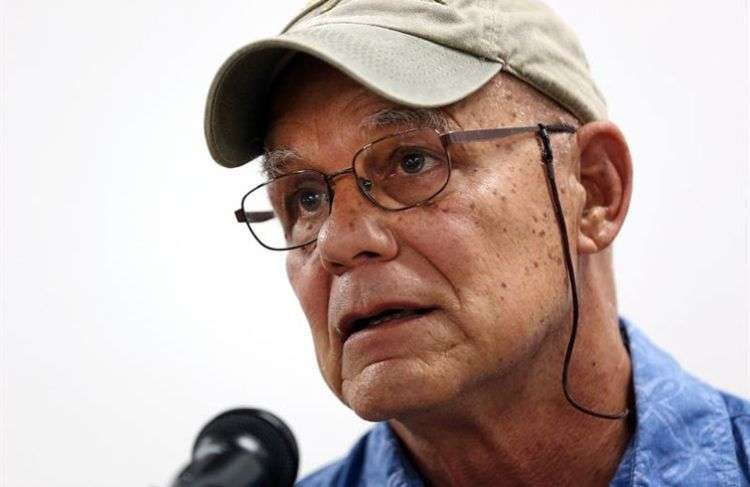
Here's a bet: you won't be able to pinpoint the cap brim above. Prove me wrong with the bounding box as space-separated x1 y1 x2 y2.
205 23 502 167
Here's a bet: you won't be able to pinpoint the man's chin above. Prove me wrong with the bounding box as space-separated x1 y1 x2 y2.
341 358 456 421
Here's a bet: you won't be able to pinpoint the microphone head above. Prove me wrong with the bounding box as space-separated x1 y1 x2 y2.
191 408 299 487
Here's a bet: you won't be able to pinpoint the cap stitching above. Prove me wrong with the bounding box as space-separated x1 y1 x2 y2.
282 0 329 33
300 20 503 63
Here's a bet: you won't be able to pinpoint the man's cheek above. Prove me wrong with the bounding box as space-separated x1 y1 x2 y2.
287 252 329 336
417 195 509 275
285 252 303 294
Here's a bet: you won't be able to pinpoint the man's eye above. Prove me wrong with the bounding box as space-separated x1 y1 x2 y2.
391 147 444 176
296 189 324 213
400 151 427 174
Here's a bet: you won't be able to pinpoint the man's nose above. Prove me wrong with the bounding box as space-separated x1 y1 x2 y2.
316 177 398 276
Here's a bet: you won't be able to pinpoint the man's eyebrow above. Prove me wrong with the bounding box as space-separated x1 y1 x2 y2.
262 108 452 177
360 107 453 133
262 147 302 178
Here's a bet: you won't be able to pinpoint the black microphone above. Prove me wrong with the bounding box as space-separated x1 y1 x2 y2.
172 408 299 487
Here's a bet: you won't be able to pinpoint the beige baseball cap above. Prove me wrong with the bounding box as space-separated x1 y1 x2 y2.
205 0 606 168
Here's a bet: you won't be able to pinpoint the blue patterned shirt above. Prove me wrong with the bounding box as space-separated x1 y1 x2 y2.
297 319 750 486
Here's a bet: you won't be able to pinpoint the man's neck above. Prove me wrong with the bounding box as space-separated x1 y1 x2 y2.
388 255 634 486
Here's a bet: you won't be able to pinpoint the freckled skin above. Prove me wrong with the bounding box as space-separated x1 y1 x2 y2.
266 56 634 486
268 60 580 419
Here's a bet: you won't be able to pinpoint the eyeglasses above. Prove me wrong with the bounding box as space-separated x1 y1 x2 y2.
232 122 631 421
235 123 576 251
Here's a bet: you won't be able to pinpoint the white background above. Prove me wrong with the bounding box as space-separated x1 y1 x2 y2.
2 1 748 486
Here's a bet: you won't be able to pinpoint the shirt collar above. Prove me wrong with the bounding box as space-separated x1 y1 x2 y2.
612 318 741 486
364 318 742 486
363 421 425 487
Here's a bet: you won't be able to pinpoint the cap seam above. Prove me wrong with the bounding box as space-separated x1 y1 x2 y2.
281 0 330 33
296 20 503 63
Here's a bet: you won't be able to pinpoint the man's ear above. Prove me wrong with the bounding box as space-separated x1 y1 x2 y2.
574 121 633 254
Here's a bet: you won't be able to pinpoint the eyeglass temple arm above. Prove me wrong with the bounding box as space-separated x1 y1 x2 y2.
235 209 275 223
441 123 576 145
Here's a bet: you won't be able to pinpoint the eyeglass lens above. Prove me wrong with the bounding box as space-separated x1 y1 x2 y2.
242 128 450 250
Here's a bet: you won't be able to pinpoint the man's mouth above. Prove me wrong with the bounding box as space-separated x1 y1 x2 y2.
347 307 434 338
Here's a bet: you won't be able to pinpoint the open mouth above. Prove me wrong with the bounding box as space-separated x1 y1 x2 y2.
349 307 434 336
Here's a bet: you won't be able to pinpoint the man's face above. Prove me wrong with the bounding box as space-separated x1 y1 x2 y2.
266 58 584 421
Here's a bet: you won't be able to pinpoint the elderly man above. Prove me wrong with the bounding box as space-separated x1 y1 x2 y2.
205 1 749 485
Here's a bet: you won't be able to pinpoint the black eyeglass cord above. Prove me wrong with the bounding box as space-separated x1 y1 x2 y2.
537 124 630 421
